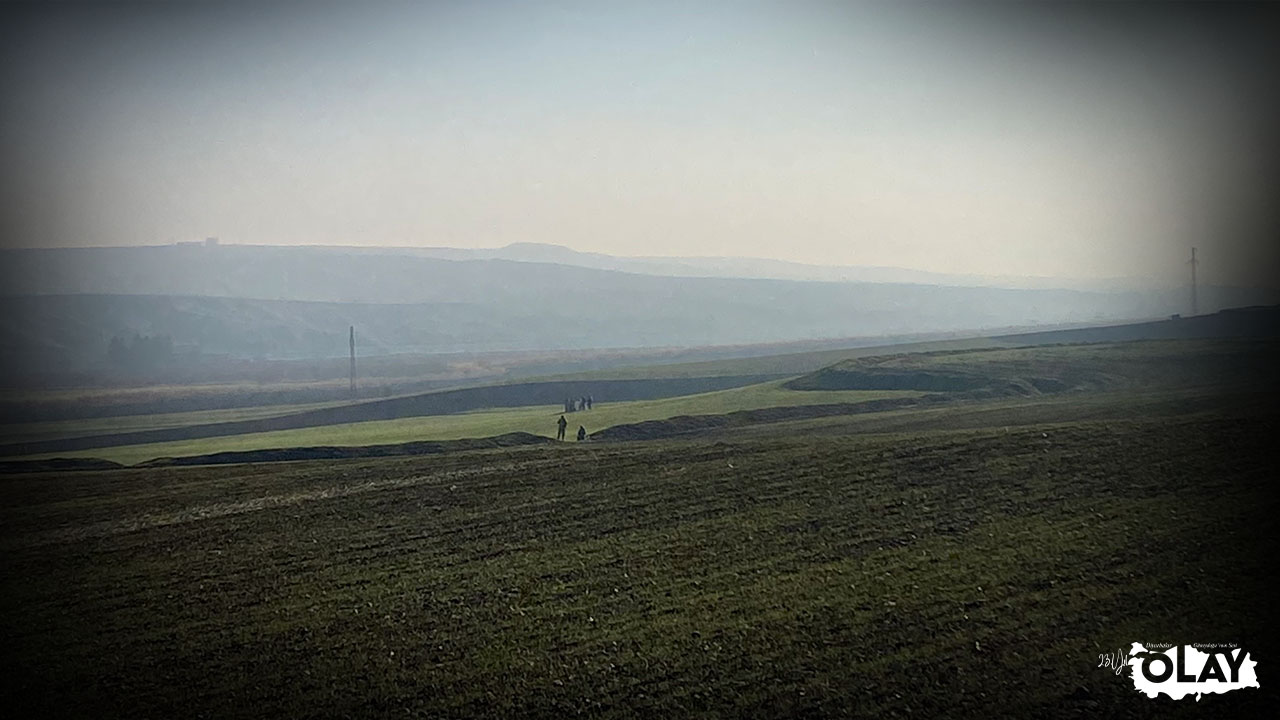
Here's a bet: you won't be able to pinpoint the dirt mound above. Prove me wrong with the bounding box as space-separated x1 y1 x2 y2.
137 432 553 467
785 339 1280 397
0 458 126 474
591 396 946 442
782 345 1126 395
787 368 994 392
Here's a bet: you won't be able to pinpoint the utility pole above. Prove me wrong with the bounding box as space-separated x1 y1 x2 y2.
1182 245 1192 313
349 326 357 395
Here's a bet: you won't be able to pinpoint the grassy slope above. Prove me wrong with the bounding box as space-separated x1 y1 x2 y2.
0 336 1006 444
539 336 1012 380
25 337 1272 465
35 382 919 465
1 397 1274 718
6 306 1271 438
726 385 1271 441
0 399 354 445
783 339 1278 396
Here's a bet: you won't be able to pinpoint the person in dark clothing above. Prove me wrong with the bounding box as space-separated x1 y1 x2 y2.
557 415 568 440
586 395 593 410
576 425 586 442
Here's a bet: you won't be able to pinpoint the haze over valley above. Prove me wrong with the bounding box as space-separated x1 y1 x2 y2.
2 3 1278 718
4 242 1273 382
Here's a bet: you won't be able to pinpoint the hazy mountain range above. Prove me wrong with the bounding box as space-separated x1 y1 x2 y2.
0 244 1273 372
238 242 1169 291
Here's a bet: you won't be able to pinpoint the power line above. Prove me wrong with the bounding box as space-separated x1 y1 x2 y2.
349 325 357 394
1182 245 1192 313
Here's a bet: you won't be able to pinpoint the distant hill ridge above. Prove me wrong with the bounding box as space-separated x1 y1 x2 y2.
2 243 1268 301
1 245 1275 370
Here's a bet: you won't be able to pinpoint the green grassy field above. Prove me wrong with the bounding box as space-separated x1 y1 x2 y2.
1 335 1007 450
539 336 1013 381
31 382 919 465
786 338 1275 392
16 337 1272 467
0 334 1012 426
2 389 1275 717
0 398 355 445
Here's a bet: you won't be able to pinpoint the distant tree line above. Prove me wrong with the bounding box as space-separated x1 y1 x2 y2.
107 333 174 369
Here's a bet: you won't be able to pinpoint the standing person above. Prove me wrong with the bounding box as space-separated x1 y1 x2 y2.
557 415 568 441
586 395 593 410
576 425 586 442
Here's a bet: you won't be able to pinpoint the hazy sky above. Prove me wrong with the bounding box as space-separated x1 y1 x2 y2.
2 1 1276 286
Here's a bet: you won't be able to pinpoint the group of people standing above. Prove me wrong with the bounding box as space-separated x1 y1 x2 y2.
564 395 593 413
557 394 594 441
